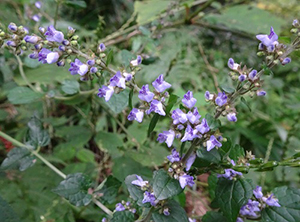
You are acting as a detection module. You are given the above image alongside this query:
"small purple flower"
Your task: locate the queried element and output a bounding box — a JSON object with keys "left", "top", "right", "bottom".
{"left": 236, "top": 217, "right": 244, "bottom": 222}
{"left": 147, "top": 100, "right": 166, "bottom": 116}
{"left": 38, "top": 48, "right": 51, "bottom": 63}
{"left": 59, "top": 45, "right": 66, "bottom": 51}
{"left": 57, "top": 60, "right": 65, "bottom": 67}
{"left": 98, "top": 85, "right": 114, "bottom": 102}
{"left": 152, "top": 74, "right": 171, "bottom": 93}
{"left": 99, "top": 43, "right": 105, "bottom": 52}
{"left": 282, "top": 57, "right": 291, "bottom": 65}
{"left": 87, "top": 60, "right": 95, "bottom": 66}
{"left": 29, "top": 52, "right": 39, "bottom": 59}
{"left": 131, "top": 175, "right": 148, "bottom": 187}
{"left": 189, "top": 218, "right": 196, "bottom": 222}
{"left": 182, "top": 91, "right": 197, "bottom": 109}
{"left": 46, "top": 52, "right": 60, "bottom": 64}
{"left": 253, "top": 186, "right": 263, "bottom": 199}
{"left": 177, "top": 124, "right": 184, "bottom": 130}
{"left": 293, "top": 19, "right": 299, "bottom": 27}
{"left": 248, "top": 70, "right": 257, "bottom": 80}
{"left": 256, "top": 27, "right": 278, "bottom": 51}
{"left": 163, "top": 208, "right": 170, "bottom": 216}
{"left": 239, "top": 199, "right": 260, "bottom": 217}
{"left": 115, "top": 203, "right": 125, "bottom": 211}
{"left": 181, "top": 125, "right": 199, "bottom": 142}
{"left": 8, "top": 23, "right": 17, "bottom": 32}
{"left": 187, "top": 107, "right": 201, "bottom": 124}
{"left": 238, "top": 74, "right": 246, "bottom": 82}
{"left": 32, "top": 14, "right": 41, "bottom": 22}
{"left": 206, "top": 135, "right": 222, "bottom": 151}
{"left": 69, "top": 59, "right": 89, "bottom": 76}
{"left": 258, "top": 43, "right": 265, "bottom": 50}
{"left": 45, "top": 25, "right": 64, "bottom": 43}
{"left": 138, "top": 85, "right": 154, "bottom": 102}
{"left": 227, "top": 113, "right": 237, "bottom": 122}
{"left": 179, "top": 174, "right": 194, "bottom": 189}
{"left": 257, "top": 90, "right": 266, "bottom": 96}
{"left": 215, "top": 92, "right": 227, "bottom": 106}
{"left": 218, "top": 169, "right": 243, "bottom": 180}
{"left": 123, "top": 72, "right": 132, "bottom": 81}
{"left": 110, "top": 71, "right": 126, "bottom": 89}
{"left": 142, "top": 191, "right": 156, "bottom": 206}
{"left": 205, "top": 91, "right": 214, "bottom": 100}
{"left": 262, "top": 194, "right": 280, "bottom": 207}
{"left": 62, "top": 40, "right": 69, "bottom": 46}
{"left": 195, "top": 118, "right": 210, "bottom": 134}
{"left": 90, "top": 67, "right": 98, "bottom": 73}
{"left": 228, "top": 58, "right": 239, "bottom": 71}
{"left": 130, "top": 55, "right": 142, "bottom": 66}
{"left": 167, "top": 149, "right": 181, "bottom": 162}
{"left": 185, "top": 153, "right": 196, "bottom": 171}
{"left": 127, "top": 108, "right": 144, "bottom": 123}
{"left": 102, "top": 218, "right": 107, "bottom": 222}
{"left": 24, "top": 35, "right": 39, "bottom": 44}
{"left": 172, "top": 108, "right": 187, "bottom": 125}
{"left": 157, "top": 130, "right": 175, "bottom": 147}
{"left": 35, "top": 1, "right": 42, "bottom": 9}
{"left": 39, "top": 27, "right": 45, "bottom": 34}
{"left": 6, "top": 41, "right": 17, "bottom": 47}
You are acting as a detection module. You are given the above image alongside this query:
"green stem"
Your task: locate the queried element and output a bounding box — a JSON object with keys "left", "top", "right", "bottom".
{"left": 15, "top": 55, "right": 37, "bottom": 92}
{"left": 53, "top": 88, "right": 97, "bottom": 101}
{"left": 54, "top": 0, "right": 60, "bottom": 28}
{"left": 182, "top": 139, "right": 200, "bottom": 164}
{"left": 93, "top": 198, "right": 113, "bottom": 217}
{"left": 187, "top": 0, "right": 216, "bottom": 22}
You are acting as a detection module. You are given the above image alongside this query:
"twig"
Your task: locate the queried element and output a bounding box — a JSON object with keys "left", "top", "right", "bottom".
{"left": 187, "top": 0, "right": 216, "bottom": 22}
{"left": 15, "top": 55, "right": 37, "bottom": 92}
{"left": 260, "top": 137, "right": 274, "bottom": 188}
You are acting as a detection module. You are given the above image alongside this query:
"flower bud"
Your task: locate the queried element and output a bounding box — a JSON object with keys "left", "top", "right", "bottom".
{"left": 62, "top": 40, "right": 70, "bottom": 46}
{"left": 67, "top": 59, "right": 72, "bottom": 64}
{"left": 256, "top": 52, "right": 265, "bottom": 57}
{"left": 57, "top": 60, "right": 65, "bottom": 66}
{"left": 67, "top": 49, "right": 72, "bottom": 54}
{"left": 291, "top": 28, "right": 298, "bottom": 34}
{"left": 39, "top": 27, "right": 45, "bottom": 34}
{"left": 70, "top": 40, "right": 77, "bottom": 46}
{"left": 0, "top": 31, "right": 5, "bottom": 37}
{"left": 96, "top": 59, "right": 101, "bottom": 65}
{"left": 72, "top": 35, "right": 79, "bottom": 40}
{"left": 8, "top": 23, "right": 18, "bottom": 32}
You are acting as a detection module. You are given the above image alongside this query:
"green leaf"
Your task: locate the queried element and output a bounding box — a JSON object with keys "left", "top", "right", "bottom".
{"left": 120, "top": 50, "right": 134, "bottom": 67}
{"left": 261, "top": 186, "right": 300, "bottom": 222}
{"left": 110, "top": 211, "right": 135, "bottom": 222}
{"left": 202, "top": 211, "right": 226, "bottom": 222}
{"left": 76, "top": 149, "right": 95, "bottom": 163}
{"left": 240, "top": 97, "right": 251, "bottom": 112}
{"left": 166, "top": 94, "right": 179, "bottom": 113}
{"left": 228, "top": 145, "right": 245, "bottom": 162}
{"left": 64, "top": 0, "right": 87, "bottom": 8}
{"left": 124, "top": 174, "right": 147, "bottom": 206}
{"left": 128, "top": 88, "right": 134, "bottom": 110}
{"left": 106, "top": 50, "right": 114, "bottom": 66}
{"left": 152, "top": 200, "right": 189, "bottom": 222}
{"left": 147, "top": 114, "right": 160, "bottom": 136}
{"left": 0, "top": 195, "right": 21, "bottom": 222}
{"left": 196, "top": 148, "right": 221, "bottom": 167}
{"left": 139, "top": 26, "right": 151, "bottom": 37}
{"left": 7, "top": 87, "right": 43, "bottom": 104}
{"left": 52, "top": 173, "right": 92, "bottom": 207}
{"left": 95, "top": 176, "right": 122, "bottom": 204}
{"left": 27, "top": 116, "right": 50, "bottom": 148}
{"left": 214, "top": 178, "right": 253, "bottom": 222}
{"left": 61, "top": 79, "right": 80, "bottom": 95}
{"left": 205, "top": 113, "right": 221, "bottom": 131}
{"left": 55, "top": 126, "right": 92, "bottom": 148}
{"left": 0, "top": 147, "right": 36, "bottom": 171}
{"left": 152, "top": 170, "right": 182, "bottom": 200}
{"left": 106, "top": 90, "right": 130, "bottom": 114}
{"left": 94, "top": 131, "right": 123, "bottom": 158}
{"left": 208, "top": 174, "right": 218, "bottom": 200}
{"left": 220, "top": 84, "right": 235, "bottom": 94}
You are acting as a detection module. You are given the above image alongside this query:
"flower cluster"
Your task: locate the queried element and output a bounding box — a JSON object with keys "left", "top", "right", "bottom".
{"left": 218, "top": 160, "right": 243, "bottom": 180}
{"left": 114, "top": 201, "right": 136, "bottom": 214}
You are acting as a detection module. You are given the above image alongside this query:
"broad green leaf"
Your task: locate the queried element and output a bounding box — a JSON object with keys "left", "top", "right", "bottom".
{"left": 220, "top": 84, "right": 235, "bottom": 94}
{"left": 228, "top": 145, "right": 245, "bottom": 162}
{"left": 106, "top": 90, "right": 130, "bottom": 114}
{"left": 76, "top": 149, "right": 95, "bottom": 163}
{"left": 55, "top": 126, "right": 92, "bottom": 148}
{"left": 95, "top": 176, "right": 122, "bottom": 204}
{"left": 0, "top": 147, "right": 36, "bottom": 171}
{"left": 7, "top": 87, "right": 43, "bottom": 104}
{"left": 147, "top": 114, "right": 160, "bottom": 136}
{"left": 110, "top": 211, "right": 135, "bottom": 222}
{"left": 261, "top": 186, "right": 300, "bottom": 222}
{"left": 240, "top": 97, "right": 251, "bottom": 112}
{"left": 61, "top": 79, "right": 80, "bottom": 95}
{"left": 196, "top": 148, "right": 222, "bottom": 167}
{"left": 124, "top": 174, "right": 147, "bottom": 206}
{"left": 166, "top": 94, "right": 179, "bottom": 113}
{"left": 128, "top": 88, "right": 134, "bottom": 110}
{"left": 52, "top": 173, "right": 92, "bottom": 207}
{"left": 205, "top": 113, "right": 221, "bottom": 131}
{"left": 94, "top": 131, "right": 123, "bottom": 158}
{"left": 208, "top": 174, "right": 218, "bottom": 200}
{"left": 64, "top": 0, "right": 87, "bottom": 8}
{"left": 214, "top": 178, "right": 253, "bottom": 222}
{"left": 106, "top": 50, "right": 114, "bottom": 66}
{"left": 0, "top": 109, "right": 8, "bottom": 121}
{"left": 0, "top": 195, "right": 21, "bottom": 222}
{"left": 202, "top": 211, "right": 226, "bottom": 222}
{"left": 152, "top": 170, "right": 182, "bottom": 200}
{"left": 152, "top": 200, "right": 189, "bottom": 222}
{"left": 119, "top": 50, "right": 134, "bottom": 67}
{"left": 27, "top": 116, "right": 50, "bottom": 148}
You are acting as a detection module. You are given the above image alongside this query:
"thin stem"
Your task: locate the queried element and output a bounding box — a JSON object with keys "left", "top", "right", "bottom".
{"left": 187, "top": 0, "right": 216, "bottom": 22}
{"left": 53, "top": 88, "right": 97, "bottom": 100}
{"left": 260, "top": 137, "right": 274, "bottom": 188}
{"left": 15, "top": 55, "right": 37, "bottom": 92}
{"left": 54, "top": 0, "right": 60, "bottom": 28}
{"left": 93, "top": 198, "right": 113, "bottom": 217}
{"left": 182, "top": 139, "right": 200, "bottom": 164}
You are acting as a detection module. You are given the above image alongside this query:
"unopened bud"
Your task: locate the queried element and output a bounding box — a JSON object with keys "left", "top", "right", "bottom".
{"left": 21, "top": 46, "right": 27, "bottom": 50}
{"left": 256, "top": 52, "right": 265, "bottom": 57}
{"left": 67, "top": 49, "right": 72, "bottom": 54}
{"left": 67, "top": 59, "right": 72, "bottom": 64}
{"left": 100, "top": 52, "right": 106, "bottom": 58}
{"left": 0, "top": 31, "right": 5, "bottom": 37}
{"left": 291, "top": 28, "right": 298, "bottom": 34}
{"left": 72, "top": 35, "right": 79, "bottom": 40}
{"left": 96, "top": 59, "right": 101, "bottom": 65}
{"left": 70, "top": 40, "right": 77, "bottom": 46}
{"left": 20, "top": 39, "right": 26, "bottom": 44}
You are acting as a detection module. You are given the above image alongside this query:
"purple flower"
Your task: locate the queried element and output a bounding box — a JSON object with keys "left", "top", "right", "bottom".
{"left": 167, "top": 148, "right": 181, "bottom": 163}
{"left": 152, "top": 74, "right": 171, "bottom": 93}
{"left": 35, "top": 1, "right": 42, "bottom": 9}
{"left": 130, "top": 55, "right": 142, "bottom": 66}
{"left": 38, "top": 48, "right": 51, "bottom": 63}
{"left": 29, "top": 52, "right": 39, "bottom": 59}
{"left": 128, "top": 108, "right": 144, "bottom": 123}
{"left": 110, "top": 71, "right": 126, "bottom": 89}
{"left": 185, "top": 153, "right": 196, "bottom": 171}
{"left": 69, "top": 59, "right": 88, "bottom": 76}
{"left": 32, "top": 14, "right": 41, "bottom": 22}
{"left": 205, "top": 91, "right": 214, "bottom": 100}
{"left": 163, "top": 208, "right": 170, "bottom": 216}
{"left": 257, "top": 90, "right": 266, "bottom": 96}
{"left": 239, "top": 199, "right": 260, "bottom": 217}
{"left": 90, "top": 67, "right": 98, "bottom": 73}
{"left": 147, "top": 100, "right": 166, "bottom": 116}
{"left": 45, "top": 25, "right": 64, "bottom": 43}
{"left": 45, "top": 52, "right": 60, "bottom": 64}
{"left": 115, "top": 203, "right": 125, "bottom": 211}
{"left": 195, "top": 118, "right": 210, "bottom": 134}
{"left": 282, "top": 57, "right": 291, "bottom": 65}
{"left": 218, "top": 169, "right": 243, "bottom": 180}
{"left": 24, "top": 35, "right": 39, "bottom": 44}
{"left": 253, "top": 186, "right": 263, "bottom": 199}
{"left": 227, "top": 113, "right": 237, "bottom": 122}
{"left": 57, "top": 60, "right": 65, "bottom": 67}
{"left": 8, "top": 23, "right": 17, "bottom": 32}
{"left": 182, "top": 91, "right": 197, "bottom": 109}
{"left": 138, "top": 85, "right": 154, "bottom": 102}
{"left": 248, "top": 70, "right": 257, "bottom": 80}
{"left": 87, "top": 60, "right": 95, "bottom": 66}
{"left": 238, "top": 74, "right": 246, "bottom": 82}
{"left": 98, "top": 85, "right": 114, "bottom": 101}
{"left": 206, "top": 135, "right": 222, "bottom": 151}
{"left": 256, "top": 27, "right": 278, "bottom": 51}
{"left": 6, "top": 41, "right": 17, "bottom": 47}
{"left": 131, "top": 175, "right": 148, "bottom": 187}
{"left": 228, "top": 58, "right": 239, "bottom": 71}
{"left": 189, "top": 218, "right": 196, "bottom": 222}
{"left": 62, "top": 40, "right": 69, "bottom": 46}
{"left": 236, "top": 217, "right": 243, "bottom": 222}
{"left": 102, "top": 218, "right": 107, "bottom": 222}
{"left": 181, "top": 125, "right": 199, "bottom": 142}
{"left": 172, "top": 108, "right": 187, "bottom": 125}
{"left": 179, "top": 174, "right": 194, "bottom": 189}
{"left": 123, "top": 72, "right": 132, "bottom": 81}
{"left": 99, "top": 43, "right": 106, "bottom": 52}
{"left": 157, "top": 130, "right": 175, "bottom": 147}
{"left": 142, "top": 191, "right": 156, "bottom": 206}
{"left": 215, "top": 92, "right": 227, "bottom": 106}
{"left": 187, "top": 107, "right": 201, "bottom": 124}
{"left": 262, "top": 194, "right": 280, "bottom": 207}
{"left": 293, "top": 19, "right": 299, "bottom": 27}
{"left": 59, "top": 45, "right": 66, "bottom": 51}
{"left": 258, "top": 43, "right": 264, "bottom": 50}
